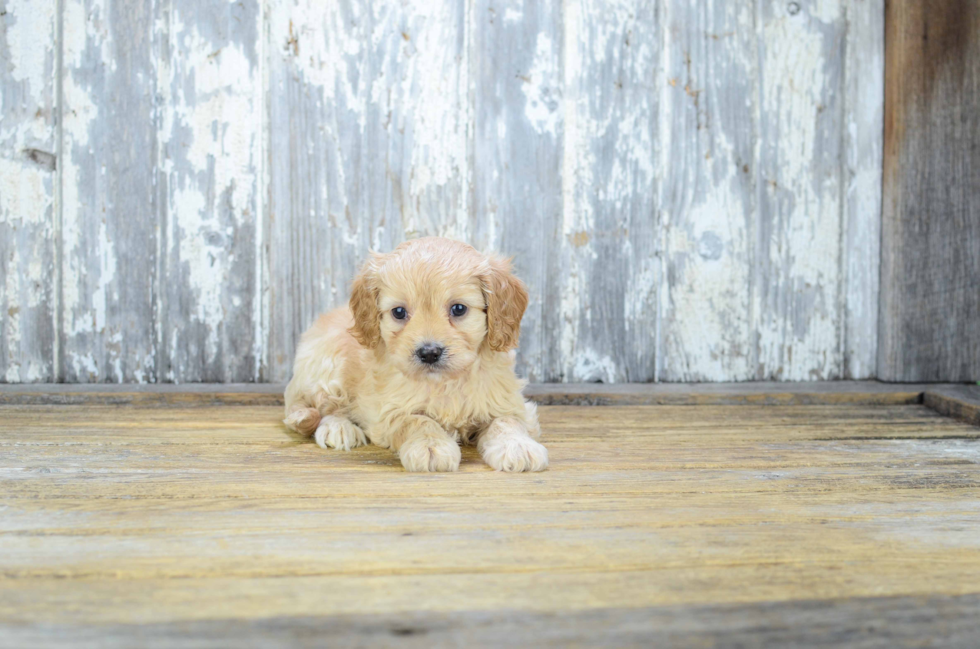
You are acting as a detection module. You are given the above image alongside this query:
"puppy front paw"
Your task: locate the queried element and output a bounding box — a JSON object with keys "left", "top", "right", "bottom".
{"left": 314, "top": 415, "right": 367, "bottom": 451}
{"left": 479, "top": 428, "right": 549, "bottom": 472}
{"left": 283, "top": 407, "right": 321, "bottom": 436}
{"left": 399, "top": 435, "right": 461, "bottom": 472}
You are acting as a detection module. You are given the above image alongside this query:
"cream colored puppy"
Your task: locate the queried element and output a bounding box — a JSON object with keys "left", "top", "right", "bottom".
{"left": 283, "top": 237, "right": 548, "bottom": 473}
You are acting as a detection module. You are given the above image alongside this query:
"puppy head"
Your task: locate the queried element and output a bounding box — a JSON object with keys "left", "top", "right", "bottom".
{"left": 348, "top": 237, "right": 528, "bottom": 379}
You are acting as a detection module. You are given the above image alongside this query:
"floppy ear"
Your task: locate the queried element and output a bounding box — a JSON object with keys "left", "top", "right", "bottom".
{"left": 348, "top": 258, "right": 383, "bottom": 349}
{"left": 482, "top": 255, "right": 529, "bottom": 352}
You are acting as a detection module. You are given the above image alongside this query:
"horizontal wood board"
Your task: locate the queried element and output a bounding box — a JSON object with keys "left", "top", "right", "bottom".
{"left": 1, "top": 401, "right": 979, "bottom": 646}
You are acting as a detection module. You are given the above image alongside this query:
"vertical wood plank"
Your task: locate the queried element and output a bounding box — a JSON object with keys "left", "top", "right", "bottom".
{"left": 471, "top": 0, "right": 563, "bottom": 382}
{"left": 0, "top": 0, "right": 57, "bottom": 382}
{"left": 60, "top": 0, "right": 159, "bottom": 382}
{"left": 2, "top": 0, "right": 891, "bottom": 385}
{"left": 159, "top": 0, "right": 264, "bottom": 382}
{"left": 659, "top": 0, "right": 757, "bottom": 381}
{"left": 754, "top": 0, "right": 846, "bottom": 380}
{"left": 879, "top": 1, "right": 979, "bottom": 382}
{"left": 840, "top": 0, "right": 882, "bottom": 379}
{"left": 265, "top": 0, "right": 470, "bottom": 382}
{"left": 559, "top": 0, "right": 661, "bottom": 382}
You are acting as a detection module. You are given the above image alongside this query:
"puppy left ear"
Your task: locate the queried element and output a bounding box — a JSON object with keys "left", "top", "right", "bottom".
{"left": 482, "top": 255, "right": 529, "bottom": 352}
{"left": 348, "top": 256, "right": 383, "bottom": 349}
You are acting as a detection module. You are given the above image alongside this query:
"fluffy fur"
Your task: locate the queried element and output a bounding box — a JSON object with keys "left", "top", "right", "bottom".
{"left": 283, "top": 237, "right": 548, "bottom": 473}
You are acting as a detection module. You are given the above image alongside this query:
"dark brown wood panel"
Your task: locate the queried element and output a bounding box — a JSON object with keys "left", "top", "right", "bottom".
{"left": 879, "top": 1, "right": 980, "bottom": 381}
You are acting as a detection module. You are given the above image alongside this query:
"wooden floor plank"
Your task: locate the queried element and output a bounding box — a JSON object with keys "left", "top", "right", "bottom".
{"left": 4, "top": 594, "right": 978, "bottom": 649}
{"left": 1, "top": 401, "right": 978, "bottom": 645}
{"left": 0, "top": 381, "right": 933, "bottom": 407}
{"left": 925, "top": 385, "right": 980, "bottom": 427}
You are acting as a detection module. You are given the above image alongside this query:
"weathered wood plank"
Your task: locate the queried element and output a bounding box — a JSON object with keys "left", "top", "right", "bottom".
{"left": 0, "top": 381, "right": 933, "bottom": 407}
{"left": 0, "top": 0, "right": 57, "bottom": 382}
{"left": 754, "top": 0, "right": 846, "bottom": 380}
{"left": 265, "top": 0, "right": 470, "bottom": 382}
{"left": 524, "top": 380, "right": 929, "bottom": 405}
{"left": 4, "top": 594, "right": 978, "bottom": 649}
{"left": 471, "top": 0, "right": 563, "bottom": 382}
{"left": 659, "top": 0, "right": 757, "bottom": 381}
{"left": 1, "top": 402, "right": 979, "bottom": 646}
{"left": 60, "top": 0, "right": 159, "bottom": 382}
{"left": 157, "top": 0, "right": 264, "bottom": 382}
{"left": 924, "top": 384, "right": 980, "bottom": 428}
{"left": 879, "top": 1, "right": 980, "bottom": 382}
{"left": 557, "top": 0, "right": 660, "bottom": 382}
{"left": 841, "top": 0, "right": 883, "bottom": 379}
{"left": 0, "top": 0, "right": 893, "bottom": 386}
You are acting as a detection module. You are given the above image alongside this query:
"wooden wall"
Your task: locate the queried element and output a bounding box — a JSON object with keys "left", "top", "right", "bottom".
{"left": 879, "top": 0, "right": 979, "bottom": 382}
{"left": 0, "top": 0, "right": 884, "bottom": 383}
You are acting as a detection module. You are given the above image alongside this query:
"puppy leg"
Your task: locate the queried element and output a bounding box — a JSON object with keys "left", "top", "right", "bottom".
{"left": 283, "top": 406, "right": 321, "bottom": 437}
{"left": 314, "top": 415, "right": 367, "bottom": 451}
{"left": 284, "top": 380, "right": 349, "bottom": 439}
{"left": 478, "top": 417, "right": 549, "bottom": 472}
{"left": 389, "top": 415, "right": 461, "bottom": 472}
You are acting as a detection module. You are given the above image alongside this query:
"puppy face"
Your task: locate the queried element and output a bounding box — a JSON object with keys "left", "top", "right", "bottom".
{"left": 348, "top": 238, "right": 528, "bottom": 380}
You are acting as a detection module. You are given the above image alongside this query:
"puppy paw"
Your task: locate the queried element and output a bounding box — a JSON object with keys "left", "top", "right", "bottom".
{"left": 314, "top": 416, "right": 367, "bottom": 451}
{"left": 480, "top": 432, "right": 549, "bottom": 472}
{"left": 283, "top": 407, "right": 321, "bottom": 437}
{"left": 399, "top": 435, "right": 461, "bottom": 472}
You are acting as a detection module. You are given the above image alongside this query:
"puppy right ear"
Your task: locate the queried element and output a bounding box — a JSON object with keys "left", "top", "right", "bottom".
{"left": 348, "top": 258, "right": 383, "bottom": 349}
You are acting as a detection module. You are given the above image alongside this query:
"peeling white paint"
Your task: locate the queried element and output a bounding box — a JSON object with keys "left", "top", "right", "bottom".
{"left": 0, "top": 0, "right": 56, "bottom": 382}
{"left": 60, "top": 0, "right": 105, "bottom": 341}
{"left": 665, "top": 185, "right": 752, "bottom": 381}
{"left": 1, "top": 0, "right": 884, "bottom": 383}
{"left": 756, "top": 2, "right": 844, "bottom": 380}
{"left": 162, "top": 4, "right": 264, "bottom": 376}
{"left": 0, "top": 160, "right": 50, "bottom": 227}
{"left": 841, "top": 0, "right": 883, "bottom": 379}
{"left": 522, "top": 31, "right": 560, "bottom": 136}
{"left": 573, "top": 349, "right": 618, "bottom": 384}
{"left": 559, "top": 0, "right": 589, "bottom": 380}
{"left": 3, "top": 0, "right": 55, "bottom": 91}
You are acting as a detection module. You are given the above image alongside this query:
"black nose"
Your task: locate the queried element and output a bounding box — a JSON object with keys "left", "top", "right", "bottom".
{"left": 416, "top": 343, "right": 444, "bottom": 365}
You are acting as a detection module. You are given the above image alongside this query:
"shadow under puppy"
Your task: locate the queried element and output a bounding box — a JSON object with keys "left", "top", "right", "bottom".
{"left": 283, "top": 237, "right": 548, "bottom": 472}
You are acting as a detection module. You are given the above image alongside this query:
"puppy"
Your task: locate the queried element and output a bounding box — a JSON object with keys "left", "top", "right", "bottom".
{"left": 283, "top": 237, "right": 548, "bottom": 473}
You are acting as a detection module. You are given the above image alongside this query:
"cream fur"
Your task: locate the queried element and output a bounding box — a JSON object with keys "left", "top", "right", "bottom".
{"left": 283, "top": 237, "right": 548, "bottom": 472}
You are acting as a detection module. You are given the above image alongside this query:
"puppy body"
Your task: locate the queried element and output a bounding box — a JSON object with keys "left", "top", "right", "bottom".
{"left": 283, "top": 238, "right": 547, "bottom": 473}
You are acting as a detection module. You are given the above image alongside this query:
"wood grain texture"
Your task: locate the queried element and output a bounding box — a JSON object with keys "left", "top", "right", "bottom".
{"left": 659, "top": 0, "right": 756, "bottom": 381}
{"left": 924, "top": 384, "right": 980, "bottom": 428}
{"left": 755, "top": 0, "right": 846, "bottom": 380}
{"left": 0, "top": 380, "right": 933, "bottom": 407}
{"left": 0, "top": 0, "right": 57, "bottom": 382}
{"left": 879, "top": 1, "right": 980, "bottom": 382}
{"left": 842, "top": 0, "right": 883, "bottom": 379}
{"left": 265, "top": 0, "right": 470, "bottom": 382}
{"left": 4, "top": 594, "right": 980, "bottom": 648}
{"left": 0, "top": 0, "right": 887, "bottom": 383}
{"left": 557, "top": 0, "right": 661, "bottom": 382}
{"left": 1, "top": 402, "right": 979, "bottom": 645}
{"left": 471, "top": 0, "right": 563, "bottom": 382}
{"left": 158, "top": 0, "right": 264, "bottom": 382}
{"left": 59, "top": 0, "right": 160, "bottom": 382}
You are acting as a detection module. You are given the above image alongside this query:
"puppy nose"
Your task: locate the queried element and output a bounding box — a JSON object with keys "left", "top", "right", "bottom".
{"left": 416, "top": 343, "right": 444, "bottom": 365}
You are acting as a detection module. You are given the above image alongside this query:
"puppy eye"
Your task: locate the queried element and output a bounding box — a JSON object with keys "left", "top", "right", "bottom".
{"left": 450, "top": 304, "right": 468, "bottom": 317}
{"left": 391, "top": 307, "right": 407, "bottom": 320}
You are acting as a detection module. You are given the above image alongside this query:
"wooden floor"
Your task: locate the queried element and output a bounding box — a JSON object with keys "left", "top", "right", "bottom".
{"left": 2, "top": 397, "right": 980, "bottom": 647}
